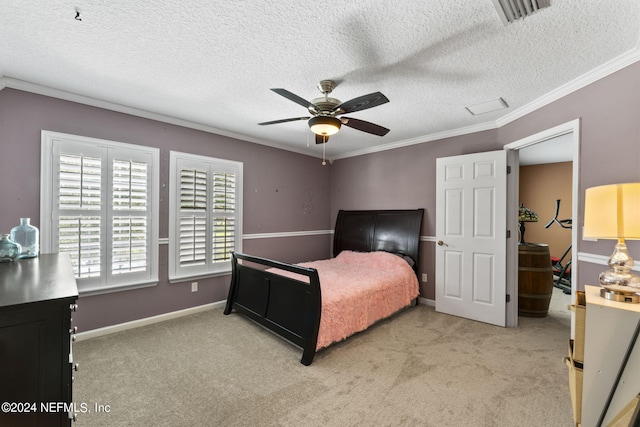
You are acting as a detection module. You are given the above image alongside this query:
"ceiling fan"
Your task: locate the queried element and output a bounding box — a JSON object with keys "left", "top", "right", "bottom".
{"left": 258, "top": 80, "right": 390, "bottom": 144}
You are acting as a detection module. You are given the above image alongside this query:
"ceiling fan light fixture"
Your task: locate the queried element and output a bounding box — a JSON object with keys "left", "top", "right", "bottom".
{"left": 309, "top": 116, "right": 341, "bottom": 136}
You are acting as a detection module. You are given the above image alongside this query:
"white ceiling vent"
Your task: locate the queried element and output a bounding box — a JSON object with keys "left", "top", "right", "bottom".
{"left": 491, "top": 0, "right": 551, "bottom": 25}
{"left": 465, "top": 98, "right": 509, "bottom": 116}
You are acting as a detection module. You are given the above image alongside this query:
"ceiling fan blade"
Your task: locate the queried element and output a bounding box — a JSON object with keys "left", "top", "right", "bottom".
{"left": 341, "top": 117, "right": 390, "bottom": 136}
{"left": 315, "top": 134, "right": 330, "bottom": 144}
{"left": 258, "top": 116, "right": 310, "bottom": 126}
{"left": 271, "top": 88, "right": 314, "bottom": 110}
{"left": 335, "top": 92, "right": 389, "bottom": 114}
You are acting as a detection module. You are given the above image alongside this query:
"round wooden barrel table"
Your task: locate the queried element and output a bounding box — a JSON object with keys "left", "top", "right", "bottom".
{"left": 518, "top": 243, "right": 554, "bottom": 317}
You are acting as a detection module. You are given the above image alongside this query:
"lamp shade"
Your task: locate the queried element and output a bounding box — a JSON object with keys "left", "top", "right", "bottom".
{"left": 583, "top": 183, "right": 640, "bottom": 239}
{"left": 309, "top": 116, "right": 341, "bottom": 136}
{"left": 518, "top": 203, "right": 538, "bottom": 222}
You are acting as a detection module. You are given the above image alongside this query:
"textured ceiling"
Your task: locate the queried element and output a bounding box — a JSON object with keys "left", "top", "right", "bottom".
{"left": 1, "top": 1, "right": 639, "bottom": 161}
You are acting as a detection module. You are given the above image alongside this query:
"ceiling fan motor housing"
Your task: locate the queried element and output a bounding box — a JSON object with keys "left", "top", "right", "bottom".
{"left": 311, "top": 80, "right": 342, "bottom": 114}
{"left": 310, "top": 97, "right": 341, "bottom": 114}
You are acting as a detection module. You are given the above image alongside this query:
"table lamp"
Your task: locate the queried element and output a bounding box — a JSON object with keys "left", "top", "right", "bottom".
{"left": 518, "top": 203, "right": 538, "bottom": 245}
{"left": 583, "top": 183, "right": 640, "bottom": 302}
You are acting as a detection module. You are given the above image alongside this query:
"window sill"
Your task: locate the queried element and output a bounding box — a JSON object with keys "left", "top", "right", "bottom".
{"left": 168, "top": 270, "right": 231, "bottom": 284}
{"left": 79, "top": 279, "right": 159, "bottom": 297}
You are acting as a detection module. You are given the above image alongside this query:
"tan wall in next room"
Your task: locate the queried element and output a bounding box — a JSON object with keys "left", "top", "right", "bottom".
{"left": 519, "top": 161, "right": 573, "bottom": 261}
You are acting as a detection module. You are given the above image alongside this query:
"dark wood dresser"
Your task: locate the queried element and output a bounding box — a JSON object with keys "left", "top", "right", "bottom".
{"left": 0, "top": 253, "right": 78, "bottom": 427}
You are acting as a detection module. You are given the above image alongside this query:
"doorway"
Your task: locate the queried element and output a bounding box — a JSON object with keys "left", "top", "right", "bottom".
{"left": 504, "top": 119, "right": 580, "bottom": 329}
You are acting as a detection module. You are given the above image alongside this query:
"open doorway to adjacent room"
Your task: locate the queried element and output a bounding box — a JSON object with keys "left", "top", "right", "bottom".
{"left": 504, "top": 119, "right": 580, "bottom": 329}
{"left": 518, "top": 134, "right": 574, "bottom": 320}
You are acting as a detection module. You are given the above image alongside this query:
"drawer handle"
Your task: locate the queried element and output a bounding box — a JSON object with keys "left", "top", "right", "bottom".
{"left": 70, "top": 303, "right": 78, "bottom": 312}
{"left": 69, "top": 326, "right": 78, "bottom": 334}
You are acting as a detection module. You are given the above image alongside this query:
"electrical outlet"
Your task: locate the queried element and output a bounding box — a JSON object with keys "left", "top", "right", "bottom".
{"left": 191, "top": 282, "right": 198, "bottom": 292}
{"left": 421, "top": 273, "right": 428, "bottom": 283}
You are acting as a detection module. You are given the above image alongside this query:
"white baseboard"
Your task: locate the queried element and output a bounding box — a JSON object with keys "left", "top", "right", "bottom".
{"left": 418, "top": 297, "right": 435, "bottom": 307}
{"left": 75, "top": 301, "right": 225, "bottom": 341}
{"left": 73, "top": 251, "right": 632, "bottom": 342}
{"left": 76, "top": 295, "right": 439, "bottom": 342}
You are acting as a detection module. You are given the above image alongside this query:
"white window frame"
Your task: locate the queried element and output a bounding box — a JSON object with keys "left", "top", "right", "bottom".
{"left": 168, "top": 151, "right": 243, "bottom": 282}
{"left": 40, "top": 130, "right": 159, "bottom": 294}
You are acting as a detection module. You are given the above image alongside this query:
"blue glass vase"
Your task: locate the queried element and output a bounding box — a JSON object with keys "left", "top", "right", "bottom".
{"left": 0, "top": 234, "right": 21, "bottom": 262}
{"left": 10, "top": 218, "right": 39, "bottom": 258}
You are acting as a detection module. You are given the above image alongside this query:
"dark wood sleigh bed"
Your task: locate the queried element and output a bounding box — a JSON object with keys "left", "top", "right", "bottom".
{"left": 223, "top": 209, "right": 424, "bottom": 365}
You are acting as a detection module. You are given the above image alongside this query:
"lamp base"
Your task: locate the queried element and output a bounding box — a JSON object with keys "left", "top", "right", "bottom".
{"left": 598, "top": 241, "right": 640, "bottom": 301}
{"left": 600, "top": 287, "right": 640, "bottom": 303}
{"left": 599, "top": 270, "right": 640, "bottom": 290}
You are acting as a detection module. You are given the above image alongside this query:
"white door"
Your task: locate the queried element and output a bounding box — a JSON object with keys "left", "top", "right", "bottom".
{"left": 435, "top": 150, "right": 507, "bottom": 326}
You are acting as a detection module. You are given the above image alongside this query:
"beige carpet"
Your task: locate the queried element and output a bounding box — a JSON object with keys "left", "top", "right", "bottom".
{"left": 73, "top": 288, "right": 573, "bottom": 426}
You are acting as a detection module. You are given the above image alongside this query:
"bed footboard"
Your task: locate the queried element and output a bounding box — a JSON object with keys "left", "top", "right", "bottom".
{"left": 224, "top": 252, "right": 322, "bottom": 365}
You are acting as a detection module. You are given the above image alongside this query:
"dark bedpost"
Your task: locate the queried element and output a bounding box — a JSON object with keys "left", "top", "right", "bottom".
{"left": 300, "top": 269, "right": 322, "bottom": 366}
{"left": 223, "top": 252, "right": 239, "bottom": 315}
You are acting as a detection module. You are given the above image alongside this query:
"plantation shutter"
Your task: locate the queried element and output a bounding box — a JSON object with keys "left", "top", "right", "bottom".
{"left": 58, "top": 152, "right": 103, "bottom": 278}
{"left": 169, "top": 152, "right": 243, "bottom": 281}
{"left": 179, "top": 168, "right": 208, "bottom": 267}
{"left": 42, "top": 132, "right": 159, "bottom": 293}
{"left": 212, "top": 172, "right": 236, "bottom": 263}
{"left": 112, "top": 159, "right": 149, "bottom": 275}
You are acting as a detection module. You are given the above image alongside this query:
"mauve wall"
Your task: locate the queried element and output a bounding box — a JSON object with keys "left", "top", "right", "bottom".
{"left": 0, "top": 88, "right": 331, "bottom": 331}
{"left": 330, "top": 129, "right": 501, "bottom": 299}
{"left": 330, "top": 62, "right": 640, "bottom": 300}
{"left": 1, "top": 60, "right": 638, "bottom": 327}
{"left": 499, "top": 62, "right": 640, "bottom": 290}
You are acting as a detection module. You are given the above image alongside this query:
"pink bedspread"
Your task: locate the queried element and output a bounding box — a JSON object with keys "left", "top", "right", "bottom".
{"left": 272, "top": 251, "right": 419, "bottom": 350}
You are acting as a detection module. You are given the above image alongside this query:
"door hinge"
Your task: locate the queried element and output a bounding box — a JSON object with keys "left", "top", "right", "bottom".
{"left": 507, "top": 165, "right": 511, "bottom": 174}
{"left": 506, "top": 230, "right": 511, "bottom": 238}
{"left": 506, "top": 294, "right": 511, "bottom": 303}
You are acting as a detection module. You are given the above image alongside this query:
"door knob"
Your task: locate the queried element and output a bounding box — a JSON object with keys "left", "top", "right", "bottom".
{"left": 437, "top": 240, "right": 445, "bottom": 246}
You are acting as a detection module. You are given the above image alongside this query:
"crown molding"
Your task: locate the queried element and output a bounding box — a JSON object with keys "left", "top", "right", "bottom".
{"left": 3, "top": 44, "right": 640, "bottom": 163}
{"left": 334, "top": 46, "right": 640, "bottom": 161}
{"left": 0, "top": 77, "right": 326, "bottom": 160}
{"left": 330, "top": 121, "right": 499, "bottom": 161}
{"left": 495, "top": 46, "right": 640, "bottom": 129}
{"left": 332, "top": 47, "right": 640, "bottom": 161}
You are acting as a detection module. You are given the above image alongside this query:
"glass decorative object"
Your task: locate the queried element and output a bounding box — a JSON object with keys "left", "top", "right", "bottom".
{"left": 10, "top": 218, "right": 39, "bottom": 258}
{"left": 0, "top": 234, "right": 21, "bottom": 262}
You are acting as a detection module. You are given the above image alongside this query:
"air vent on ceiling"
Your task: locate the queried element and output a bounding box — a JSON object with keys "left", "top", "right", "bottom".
{"left": 465, "top": 98, "right": 509, "bottom": 116}
{"left": 491, "top": 0, "right": 551, "bottom": 25}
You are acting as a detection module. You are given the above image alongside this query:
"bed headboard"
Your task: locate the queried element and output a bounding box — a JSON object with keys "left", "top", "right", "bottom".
{"left": 333, "top": 209, "right": 424, "bottom": 271}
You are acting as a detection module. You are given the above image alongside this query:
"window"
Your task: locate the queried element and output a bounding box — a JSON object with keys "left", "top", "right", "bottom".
{"left": 41, "top": 131, "right": 159, "bottom": 293}
{"left": 168, "top": 151, "right": 243, "bottom": 281}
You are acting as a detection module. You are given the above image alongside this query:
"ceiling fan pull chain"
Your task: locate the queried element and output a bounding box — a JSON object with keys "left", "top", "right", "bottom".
{"left": 322, "top": 138, "right": 327, "bottom": 165}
